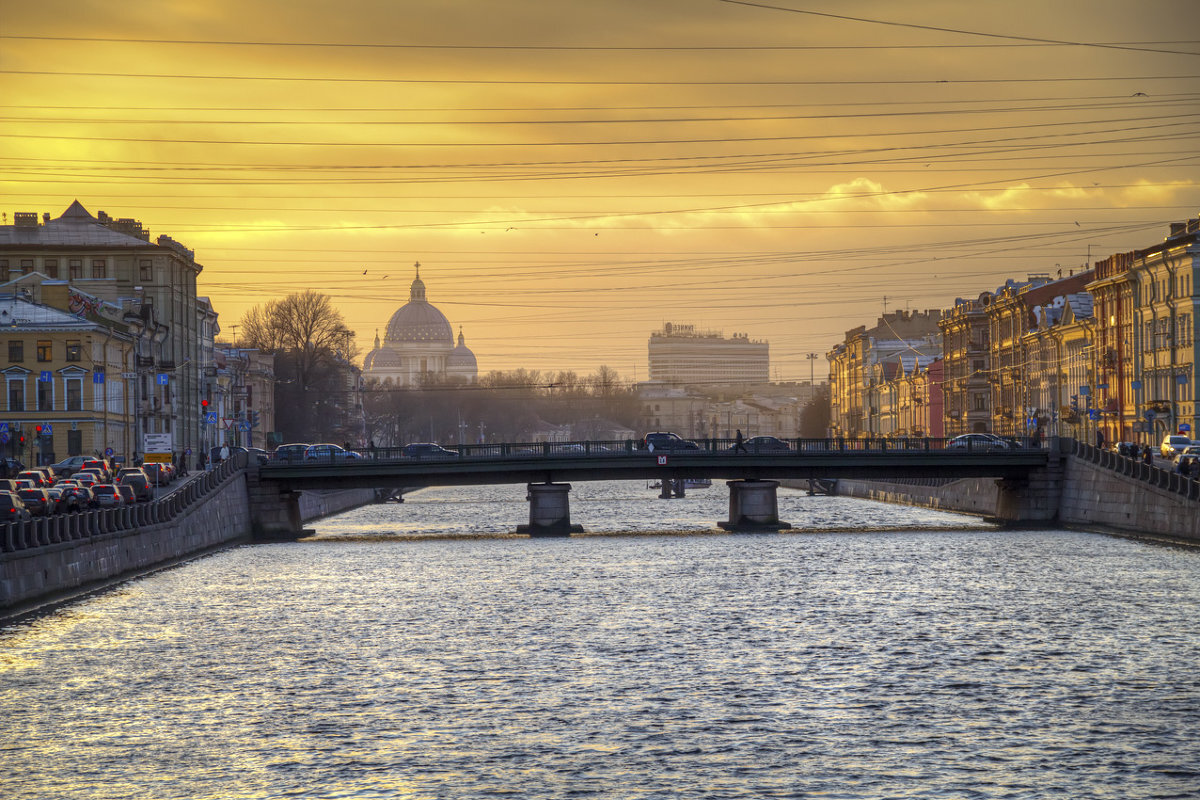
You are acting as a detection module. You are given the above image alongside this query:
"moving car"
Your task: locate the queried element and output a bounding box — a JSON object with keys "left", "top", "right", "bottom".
{"left": 90, "top": 484, "right": 125, "bottom": 508}
{"left": 117, "top": 469, "right": 153, "bottom": 502}
{"left": 17, "top": 487, "right": 53, "bottom": 516}
{"left": 739, "top": 435, "right": 793, "bottom": 452}
{"left": 304, "top": 443, "right": 363, "bottom": 462}
{"left": 271, "top": 444, "right": 310, "bottom": 464}
{"left": 400, "top": 442, "right": 460, "bottom": 459}
{"left": 640, "top": 432, "right": 701, "bottom": 451}
{"left": 947, "top": 434, "right": 1010, "bottom": 450}
{"left": 1160, "top": 435, "right": 1192, "bottom": 459}
{"left": 0, "top": 491, "right": 31, "bottom": 522}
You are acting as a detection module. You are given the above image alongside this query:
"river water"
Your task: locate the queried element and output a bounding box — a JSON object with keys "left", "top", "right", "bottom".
{"left": 3, "top": 481, "right": 1200, "bottom": 799}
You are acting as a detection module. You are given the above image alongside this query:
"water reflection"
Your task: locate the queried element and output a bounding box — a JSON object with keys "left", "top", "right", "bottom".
{"left": 1, "top": 485, "right": 1198, "bottom": 799}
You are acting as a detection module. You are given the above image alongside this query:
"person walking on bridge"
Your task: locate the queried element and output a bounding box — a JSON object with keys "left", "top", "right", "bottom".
{"left": 735, "top": 429, "right": 748, "bottom": 454}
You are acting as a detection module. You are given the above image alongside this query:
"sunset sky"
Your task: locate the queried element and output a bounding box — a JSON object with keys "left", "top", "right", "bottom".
{"left": 2, "top": 0, "right": 1198, "bottom": 382}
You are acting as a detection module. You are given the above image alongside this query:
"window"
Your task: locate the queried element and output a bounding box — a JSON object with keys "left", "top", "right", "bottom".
{"left": 8, "top": 380, "right": 23, "bottom": 412}
{"left": 44, "top": 259, "right": 59, "bottom": 278}
{"left": 139, "top": 259, "right": 153, "bottom": 281}
{"left": 65, "top": 339, "right": 81, "bottom": 361}
{"left": 36, "top": 340, "right": 52, "bottom": 362}
{"left": 20, "top": 258, "right": 33, "bottom": 271}
{"left": 8, "top": 340, "right": 23, "bottom": 362}
{"left": 0, "top": 260, "right": 8, "bottom": 282}
{"left": 37, "top": 379, "right": 53, "bottom": 411}
{"left": 91, "top": 259, "right": 107, "bottom": 279}
{"left": 973, "top": 394, "right": 987, "bottom": 411}
{"left": 69, "top": 259, "right": 82, "bottom": 279}
{"left": 66, "top": 377, "right": 82, "bottom": 411}
{"left": 67, "top": 429, "right": 82, "bottom": 456}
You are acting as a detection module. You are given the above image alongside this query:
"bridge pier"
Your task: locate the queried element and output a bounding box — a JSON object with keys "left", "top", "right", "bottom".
{"left": 659, "top": 479, "right": 685, "bottom": 499}
{"left": 517, "top": 482, "right": 584, "bottom": 537}
{"left": 718, "top": 479, "right": 791, "bottom": 532}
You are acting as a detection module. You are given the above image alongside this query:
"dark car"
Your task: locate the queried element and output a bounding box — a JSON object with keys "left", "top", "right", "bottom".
{"left": 117, "top": 469, "right": 153, "bottom": 502}
{"left": 401, "top": 443, "right": 460, "bottom": 459}
{"left": 640, "top": 432, "right": 701, "bottom": 451}
{"left": 304, "top": 443, "right": 363, "bottom": 462}
{"left": 735, "top": 436, "right": 792, "bottom": 453}
{"left": 946, "top": 434, "right": 1009, "bottom": 451}
{"left": 17, "top": 488, "right": 53, "bottom": 516}
{"left": 0, "top": 490, "right": 31, "bottom": 522}
{"left": 60, "top": 485, "right": 97, "bottom": 509}
{"left": 0, "top": 457, "right": 24, "bottom": 478}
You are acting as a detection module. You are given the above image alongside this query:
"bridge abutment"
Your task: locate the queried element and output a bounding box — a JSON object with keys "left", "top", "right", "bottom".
{"left": 991, "top": 446, "right": 1066, "bottom": 524}
{"left": 517, "top": 482, "right": 584, "bottom": 537}
{"left": 718, "top": 479, "right": 791, "bottom": 532}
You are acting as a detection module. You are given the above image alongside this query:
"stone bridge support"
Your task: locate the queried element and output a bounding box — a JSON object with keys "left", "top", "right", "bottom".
{"left": 719, "top": 479, "right": 791, "bottom": 532}
{"left": 518, "top": 482, "right": 584, "bottom": 537}
{"left": 992, "top": 453, "right": 1066, "bottom": 524}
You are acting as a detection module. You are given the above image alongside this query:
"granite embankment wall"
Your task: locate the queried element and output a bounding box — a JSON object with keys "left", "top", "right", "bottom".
{"left": 830, "top": 441, "right": 1200, "bottom": 542}
{"left": 0, "top": 462, "right": 377, "bottom": 617}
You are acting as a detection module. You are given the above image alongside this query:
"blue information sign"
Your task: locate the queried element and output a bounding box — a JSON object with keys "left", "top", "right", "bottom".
{"left": 157, "top": 373, "right": 169, "bottom": 385}
{"left": 94, "top": 372, "right": 105, "bottom": 384}
{"left": 0, "top": 433, "right": 8, "bottom": 445}
{"left": 39, "top": 371, "right": 52, "bottom": 382}
{"left": 204, "top": 412, "right": 218, "bottom": 424}
{"left": 105, "top": 447, "right": 114, "bottom": 457}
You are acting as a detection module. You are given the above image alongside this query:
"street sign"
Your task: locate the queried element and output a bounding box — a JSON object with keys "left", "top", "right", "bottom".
{"left": 0, "top": 433, "right": 8, "bottom": 445}
{"left": 204, "top": 412, "right": 218, "bottom": 424}
{"left": 121, "top": 372, "right": 137, "bottom": 379}
{"left": 105, "top": 447, "right": 114, "bottom": 457}
{"left": 1181, "top": 424, "right": 1192, "bottom": 432}
{"left": 39, "top": 371, "right": 52, "bottom": 382}
{"left": 157, "top": 373, "right": 169, "bottom": 385}
{"left": 239, "top": 421, "right": 251, "bottom": 431}
{"left": 0, "top": 423, "right": 7, "bottom": 433}
{"left": 93, "top": 373, "right": 105, "bottom": 384}
{"left": 657, "top": 455, "right": 668, "bottom": 465}
{"left": 142, "top": 432, "right": 173, "bottom": 455}
{"left": 1088, "top": 409, "right": 1100, "bottom": 420}
{"left": 39, "top": 423, "right": 52, "bottom": 435}
{"left": 222, "top": 418, "right": 234, "bottom": 429}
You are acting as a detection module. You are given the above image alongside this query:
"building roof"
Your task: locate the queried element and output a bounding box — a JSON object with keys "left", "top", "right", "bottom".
{"left": 383, "top": 264, "right": 454, "bottom": 345}
{"left": 0, "top": 201, "right": 156, "bottom": 248}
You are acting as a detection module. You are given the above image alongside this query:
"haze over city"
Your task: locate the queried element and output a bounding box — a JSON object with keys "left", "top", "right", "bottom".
{"left": 3, "top": 0, "right": 1198, "bottom": 379}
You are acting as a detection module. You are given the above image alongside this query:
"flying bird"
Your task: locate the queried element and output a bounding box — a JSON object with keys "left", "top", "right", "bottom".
{"left": 1132, "top": 92, "right": 1148, "bottom": 96}
{"left": 362, "top": 269, "right": 367, "bottom": 274}
{"left": 1075, "top": 221, "right": 1080, "bottom": 227}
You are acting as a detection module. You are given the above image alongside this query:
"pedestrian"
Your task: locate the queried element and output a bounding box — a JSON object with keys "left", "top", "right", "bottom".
{"left": 1191, "top": 458, "right": 1200, "bottom": 480}
{"left": 1143, "top": 445, "right": 1153, "bottom": 465}
{"left": 1096, "top": 429, "right": 1105, "bottom": 450}
{"left": 735, "top": 429, "right": 747, "bottom": 454}
{"left": 219, "top": 444, "right": 229, "bottom": 462}
{"left": 1031, "top": 427, "right": 1042, "bottom": 448}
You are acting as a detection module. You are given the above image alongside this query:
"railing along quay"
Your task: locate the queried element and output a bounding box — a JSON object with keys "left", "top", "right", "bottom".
{"left": 0, "top": 453, "right": 248, "bottom": 556}
{"left": 1070, "top": 439, "right": 1200, "bottom": 502}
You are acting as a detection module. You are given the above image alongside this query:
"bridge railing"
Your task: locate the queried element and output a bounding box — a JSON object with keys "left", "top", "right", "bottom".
{"left": 0, "top": 452, "right": 248, "bottom": 556}
{"left": 294, "top": 435, "right": 1046, "bottom": 465}
{"left": 1068, "top": 438, "right": 1200, "bottom": 502}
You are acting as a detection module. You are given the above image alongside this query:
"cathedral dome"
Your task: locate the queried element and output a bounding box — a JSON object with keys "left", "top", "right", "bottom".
{"left": 384, "top": 264, "right": 453, "bottom": 344}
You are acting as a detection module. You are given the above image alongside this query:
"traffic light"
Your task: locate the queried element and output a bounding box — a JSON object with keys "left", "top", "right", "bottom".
{"left": 35, "top": 425, "right": 42, "bottom": 435}
{"left": 250, "top": 410, "right": 260, "bottom": 427}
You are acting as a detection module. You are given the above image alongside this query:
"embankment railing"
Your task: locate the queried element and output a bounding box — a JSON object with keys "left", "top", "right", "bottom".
{"left": 0, "top": 453, "right": 248, "bottom": 556}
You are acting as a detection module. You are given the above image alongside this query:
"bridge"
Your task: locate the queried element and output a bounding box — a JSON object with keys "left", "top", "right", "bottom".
{"left": 253, "top": 438, "right": 1055, "bottom": 535}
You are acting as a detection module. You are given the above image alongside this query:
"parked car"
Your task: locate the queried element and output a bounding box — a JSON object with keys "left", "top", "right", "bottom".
{"left": 17, "top": 487, "right": 53, "bottom": 516}
{"left": 270, "top": 444, "right": 310, "bottom": 464}
{"left": 0, "top": 491, "right": 31, "bottom": 522}
{"left": 304, "top": 443, "right": 363, "bottom": 462}
{"left": 640, "top": 432, "right": 701, "bottom": 451}
{"left": 90, "top": 484, "right": 125, "bottom": 508}
{"left": 50, "top": 455, "right": 90, "bottom": 477}
{"left": 1160, "top": 435, "right": 1192, "bottom": 458}
{"left": 400, "top": 442, "right": 460, "bottom": 459}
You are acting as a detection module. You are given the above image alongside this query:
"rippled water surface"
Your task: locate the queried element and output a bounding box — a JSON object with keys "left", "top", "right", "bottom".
{"left": 3, "top": 482, "right": 1200, "bottom": 799}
